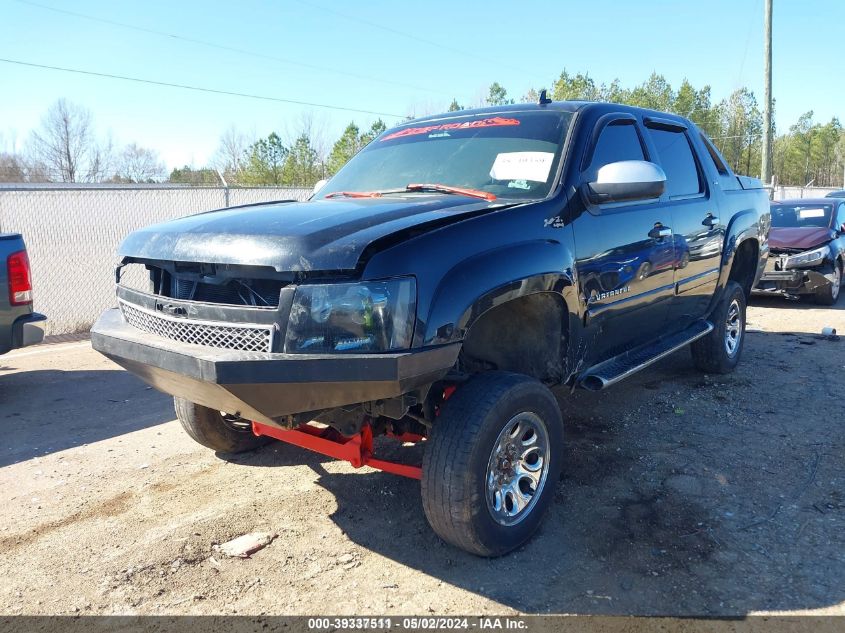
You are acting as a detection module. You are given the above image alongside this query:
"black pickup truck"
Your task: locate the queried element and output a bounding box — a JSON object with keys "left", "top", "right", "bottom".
{"left": 93, "top": 100, "right": 769, "bottom": 556}
{"left": 1, "top": 233, "right": 46, "bottom": 355}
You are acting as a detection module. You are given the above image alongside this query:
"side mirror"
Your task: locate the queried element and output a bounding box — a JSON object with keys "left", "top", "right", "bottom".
{"left": 584, "top": 160, "right": 666, "bottom": 205}
{"left": 312, "top": 179, "right": 328, "bottom": 197}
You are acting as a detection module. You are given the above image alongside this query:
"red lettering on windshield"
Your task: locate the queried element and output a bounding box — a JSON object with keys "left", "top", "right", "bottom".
{"left": 381, "top": 117, "right": 521, "bottom": 141}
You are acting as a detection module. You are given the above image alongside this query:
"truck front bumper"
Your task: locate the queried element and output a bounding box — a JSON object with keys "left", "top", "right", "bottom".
{"left": 91, "top": 308, "right": 460, "bottom": 426}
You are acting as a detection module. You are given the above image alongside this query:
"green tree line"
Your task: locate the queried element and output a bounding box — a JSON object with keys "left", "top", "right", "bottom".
{"left": 4, "top": 77, "right": 843, "bottom": 188}
{"left": 205, "top": 120, "right": 387, "bottom": 188}
{"left": 227, "top": 71, "right": 842, "bottom": 188}
{"left": 468, "top": 71, "right": 843, "bottom": 187}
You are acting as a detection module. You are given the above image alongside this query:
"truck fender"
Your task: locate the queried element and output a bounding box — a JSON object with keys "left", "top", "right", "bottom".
{"left": 709, "top": 206, "right": 767, "bottom": 313}
{"left": 421, "top": 239, "right": 576, "bottom": 347}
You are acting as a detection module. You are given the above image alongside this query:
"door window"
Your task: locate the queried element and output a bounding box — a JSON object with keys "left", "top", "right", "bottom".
{"left": 588, "top": 121, "right": 646, "bottom": 172}
{"left": 700, "top": 133, "right": 729, "bottom": 175}
{"left": 649, "top": 128, "right": 703, "bottom": 198}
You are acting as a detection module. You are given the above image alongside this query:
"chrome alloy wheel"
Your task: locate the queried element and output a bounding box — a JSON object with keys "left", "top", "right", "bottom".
{"left": 724, "top": 298, "right": 743, "bottom": 357}
{"left": 485, "top": 412, "right": 551, "bottom": 526}
{"left": 831, "top": 266, "right": 841, "bottom": 300}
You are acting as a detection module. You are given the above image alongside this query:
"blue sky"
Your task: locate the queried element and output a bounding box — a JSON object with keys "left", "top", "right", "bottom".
{"left": 1, "top": 0, "right": 842, "bottom": 170}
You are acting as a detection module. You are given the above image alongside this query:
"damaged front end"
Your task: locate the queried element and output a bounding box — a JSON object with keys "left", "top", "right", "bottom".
{"left": 92, "top": 258, "right": 459, "bottom": 432}
{"left": 753, "top": 245, "right": 836, "bottom": 298}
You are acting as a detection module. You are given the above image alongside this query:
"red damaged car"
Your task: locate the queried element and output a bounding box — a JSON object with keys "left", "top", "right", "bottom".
{"left": 754, "top": 198, "right": 845, "bottom": 305}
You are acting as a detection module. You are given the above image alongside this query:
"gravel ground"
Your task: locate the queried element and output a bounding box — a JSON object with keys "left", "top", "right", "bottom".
{"left": 0, "top": 296, "right": 843, "bottom": 616}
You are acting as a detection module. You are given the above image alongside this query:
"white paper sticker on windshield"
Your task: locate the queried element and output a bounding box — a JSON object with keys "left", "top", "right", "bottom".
{"left": 490, "top": 152, "right": 554, "bottom": 183}
{"left": 798, "top": 208, "right": 826, "bottom": 218}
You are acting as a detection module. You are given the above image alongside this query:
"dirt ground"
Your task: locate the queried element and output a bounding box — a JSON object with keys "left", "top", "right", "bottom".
{"left": 0, "top": 296, "right": 843, "bottom": 617}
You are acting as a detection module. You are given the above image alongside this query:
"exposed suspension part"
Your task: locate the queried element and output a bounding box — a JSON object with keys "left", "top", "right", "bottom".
{"left": 252, "top": 420, "right": 424, "bottom": 479}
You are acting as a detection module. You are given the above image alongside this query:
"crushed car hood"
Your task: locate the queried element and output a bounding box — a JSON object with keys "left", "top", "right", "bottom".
{"left": 769, "top": 227, "right": 835, "bottom": 251}
{"left": 119, "top": 196, "right": 502, "bottom": 272}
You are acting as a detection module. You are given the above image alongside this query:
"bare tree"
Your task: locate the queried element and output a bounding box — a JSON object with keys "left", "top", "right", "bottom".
{"left": 0, "top": 132, "right": 51, "bottom": 182}
{"left": 283, "top": 112, "right": 329, "bottom": 180}
{"left": 284, "top": 112, "right": 328, "bottom": 158}
{"left": 113, "top": 143, "right": 167, "bottom": 182}
{"left": 0, "top": 153, "right": 26, "bottom": 182}
{"left": 23, "top": 159, "right": 52, "bottom": 183}
{"left": 521, "top": 88, "right": 540, "bottom": 104}
{"left": 212, "top": 126, "right": 250, "bottom": 177}
{"left": 28, "top": 99, "right": 110, "bottom": 182}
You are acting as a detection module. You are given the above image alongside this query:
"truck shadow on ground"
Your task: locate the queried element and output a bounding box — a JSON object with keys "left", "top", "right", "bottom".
{"left": 0, "top": 369, "right": 172, "bottom": 467}
{"left": 233, "top": 328, "right": 844, "bottom": 615}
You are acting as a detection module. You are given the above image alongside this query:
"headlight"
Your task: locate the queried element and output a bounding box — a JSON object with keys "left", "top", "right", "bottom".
{"left": 285, "top": 278, "right": 416, "bottom": 353}
{"left": 785, "top": 246, "right": 828, "bottom": 268}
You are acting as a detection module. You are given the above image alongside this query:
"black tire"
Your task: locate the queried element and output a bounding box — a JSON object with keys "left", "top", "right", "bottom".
{"left": 174, "top": 397, "right": 270, "bottom": 453}
{"left": 691, "top": 280, "right": 746, "bottom": 374}
{"left": 814, "top": 261, "right": 842, "bottom": 306}
{"left": 637, "top": 261, "right": 652, "bottom": 280}
{"left": 421, "top": 372, "right": 564, "bottom": 557}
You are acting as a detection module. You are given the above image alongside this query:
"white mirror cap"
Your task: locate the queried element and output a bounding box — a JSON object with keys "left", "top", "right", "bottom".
{"left": 596, "top": 160, "right": 666, "bottom": 185}
{"left": 312, "top": 179, "right": 328, "bottom": 195}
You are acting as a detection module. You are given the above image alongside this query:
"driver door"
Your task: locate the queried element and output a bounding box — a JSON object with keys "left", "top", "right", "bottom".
{"left": 573, "top": 115, "right": 675, "bottom": 362}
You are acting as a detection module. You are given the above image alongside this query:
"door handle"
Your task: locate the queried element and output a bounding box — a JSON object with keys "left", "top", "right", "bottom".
{"left": 702, "top": 213, "right": 719, "bottom": 227}
{"left": 648, "top": 225, "right": 672, "bottom": 239}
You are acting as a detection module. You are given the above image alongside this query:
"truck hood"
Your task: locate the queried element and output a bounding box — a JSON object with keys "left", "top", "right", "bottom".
{"left": 119, "top": 196, "right": 503, "bottom": 272}
{"left": 769, "top": 226, "right": 834, "bottom": 251}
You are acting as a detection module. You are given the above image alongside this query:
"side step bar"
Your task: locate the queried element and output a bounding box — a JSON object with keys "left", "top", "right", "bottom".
{"left": 578, "top": 320, "right": 714, "bottom": 391}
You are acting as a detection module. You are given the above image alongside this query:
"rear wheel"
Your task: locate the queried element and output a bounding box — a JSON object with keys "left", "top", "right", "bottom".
{"left": 174, "top": 397, "right": 270, "bottom": 453}
{"left": 691, "top": 281, "right": 746, "bottom": 374}
{"left": 421, "top": 372, "right": 564, "bottom": 557}
{"left": 814, "top": 261, "right": 842, "bottom": 306}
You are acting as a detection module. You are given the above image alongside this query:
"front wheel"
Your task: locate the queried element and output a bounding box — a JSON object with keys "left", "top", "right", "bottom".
{"left": 174, "top": 397, "right": 270, "bottom": 454}
{"left": 421, "top": 372, "right": 564, "bottom": 557}
{"left": 691, "top": 280, "right": 747, "bottom": 374}
{"left": 814, "top": 262, "right": 842, "bottom": 306}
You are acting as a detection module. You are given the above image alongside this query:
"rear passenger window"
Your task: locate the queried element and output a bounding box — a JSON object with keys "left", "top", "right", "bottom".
{"left": 649, "top": 128, "right": 703, "bottom": 197}
{"left": 588, "top": 121, "right": 645, "bottom": 172}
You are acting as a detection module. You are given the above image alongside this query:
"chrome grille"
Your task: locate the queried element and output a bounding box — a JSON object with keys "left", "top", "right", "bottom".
{"left": 119, "top": 300, "right": 274, "bottom": 353}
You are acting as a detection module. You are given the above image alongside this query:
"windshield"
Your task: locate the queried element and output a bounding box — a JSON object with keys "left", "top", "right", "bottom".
{"left": 317, "top": 111, "right": 573, "bottom": 201}
{"left": 770, "top": 203, "right": 833, "bottom": 229}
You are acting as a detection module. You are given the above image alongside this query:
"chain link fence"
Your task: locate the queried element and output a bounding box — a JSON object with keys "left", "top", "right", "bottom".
{"left": 5, "top": 182, "right": 842, "bottom": 337}
{"left": 0, "top": 184, "right": 311, "bottom": 336}
{"left": 773, "top": 185, "right": 840, "bottom": 200}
